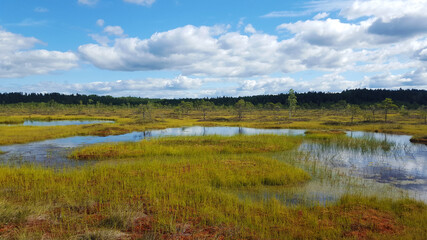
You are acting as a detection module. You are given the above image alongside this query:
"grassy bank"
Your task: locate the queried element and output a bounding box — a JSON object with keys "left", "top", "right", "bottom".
{"left": 410, "top": 136, "right": 427, "bottom": 145}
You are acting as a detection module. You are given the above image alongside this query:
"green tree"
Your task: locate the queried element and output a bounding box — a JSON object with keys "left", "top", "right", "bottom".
{"left": 368, "top": 103, "right": 380, "bottom": 122}
{"left": 399, "top": 105, "right": 409, "bottom": 117}
{"left": 174, "top": 106, "right": 183, "bottom": 118}
{"left": 332, "top": 100, "right": 347, "bottom": 112}
{"left": 199, "top": 100, "right": 215, "bottom": 120}
{"left": 178, "top": 101, "right": 193, "bottom": 115}
{"left": 235, "top": 99, "right": 247, "bottom": 121}
{"left": 346, "top": 104, "right": 361, "bottom": 124}
{"left": 265, "top": 102, "right": 276, "bottom": 110}
{"left": 380, "top": 98, "right": 397, "bottom": 122}
{"left": 273, "top": 102, "right": 283, "bottom": 120}
{"left": 287, "top": 89, "right": 297, "bottom": 119}
{"left": 139, "top": 103, "right": 153, "bottom": 122}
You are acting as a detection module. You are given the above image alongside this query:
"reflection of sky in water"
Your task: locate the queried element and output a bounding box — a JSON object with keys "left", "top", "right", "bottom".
{"left": 299, "top": 132, "right": 427, "bottom": 198}
{"left": 1, "top": 120, "right": 115, "bottom": 127}
{"left": 23, "top": 120, "right": 115, "bottom": 126}
{"left": 300, "top": 143, "right": 427, "bottom": 179}
{"left": 0, "top": 126, "right": 426, "bottom": 200}
{"left": 234, "top": 177, "right": 407, "bottom": 207}
{"left": 346, "top": 131, "right": 413, "bottom": 145}
{"left": 0, "top": 127, "right": 306, "bottom": 167}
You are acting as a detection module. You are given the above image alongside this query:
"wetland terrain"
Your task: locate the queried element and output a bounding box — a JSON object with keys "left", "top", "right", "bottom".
{"left": 0, "top": 103, "right": 426, "bottom": 239}
{"left": 2, "top": 0, "right": 427, "bottom": 238}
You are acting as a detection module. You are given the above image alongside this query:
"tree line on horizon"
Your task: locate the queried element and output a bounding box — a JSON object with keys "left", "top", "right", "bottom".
{"left": 0, "top": 89, "right": 426, "bottom": 109}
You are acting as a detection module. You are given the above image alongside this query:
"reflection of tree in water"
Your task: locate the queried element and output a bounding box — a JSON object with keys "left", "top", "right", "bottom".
{"left": 134, "top": 131, "right": 152, "bottom": 140}
{"left": 364, "top": 166, "right": 413, "bottom": 182}
{"left": 143, "top": 130, "right": 152, "bottom": 138}
{"left": 301, "top": 136, "right": 427, "bottom": 193}
{"left": 238, "top": 127, "right": 244, "bottom": 135}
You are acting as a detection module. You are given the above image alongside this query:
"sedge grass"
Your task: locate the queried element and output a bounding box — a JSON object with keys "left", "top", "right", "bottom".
{"left": 0, "top": 159, "right": 425, "bottom": 239}
{"left": 69, "top": 134, "right": 304, "bottom": 160}
{"left": 1, "top": 134, "right": 426, "bottom": 239}
{"left": 303, "top": 133, "right": 395, "bottom": 153}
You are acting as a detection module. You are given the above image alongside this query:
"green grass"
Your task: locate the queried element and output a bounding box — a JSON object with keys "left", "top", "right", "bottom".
{"left": 0, "top": 135, "right": 312, "bottom": 239}
{"left": 69, "top": 134, "right": 303, "bottom": 160}
{"left": 0, "top": 160, "right": 425, "bottom": 239}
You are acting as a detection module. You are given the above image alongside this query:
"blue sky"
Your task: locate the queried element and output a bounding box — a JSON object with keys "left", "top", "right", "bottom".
{"left": 0, "top": 0, "right": 426, "bottom": 98}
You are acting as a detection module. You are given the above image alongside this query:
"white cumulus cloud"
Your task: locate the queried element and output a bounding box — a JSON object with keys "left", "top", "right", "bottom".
{"left": 244, "top": 24, "right": 256, "bottom": 34}
{"left": 363, "top": 68, "right": 427, "bottom": 89}
{"left": 0, "top": 27, "right": 78, "bottom": 78}
{"left": 78, "top": 24, "right": 358, "bottom": 77}
{"left": 340, "top": 0, "right": 427, "bottom": 21}
{"left": 70, "top": 0, "right": 427, "bottom": 94}
{"left": 103, "top": 25, "right": 125, "bottom": 36}
{"left": 313, "top": 12, "right": 329, "bottom": 20}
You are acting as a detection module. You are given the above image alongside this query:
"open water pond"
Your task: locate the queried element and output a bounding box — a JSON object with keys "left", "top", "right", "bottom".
{"left": 0, "top": 127, "right": 305, "bottom": 167}
{"left": 0, "top": 126, "right": 426, "bottom": 202}
{"left": 1, "top": 120, "right": 115, "bottom": 126}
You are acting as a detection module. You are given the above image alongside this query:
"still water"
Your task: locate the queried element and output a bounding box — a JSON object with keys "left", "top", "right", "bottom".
{"left": 1, "top": 120, "right": 115, "bottom": 126}
{"left": 0, "top": 126, "right": 426, "bottom": 202}
{"left": 0, "top": 126, "right": 305, "bottom": 167}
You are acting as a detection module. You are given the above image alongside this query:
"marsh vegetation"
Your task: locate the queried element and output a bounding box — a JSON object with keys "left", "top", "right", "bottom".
{"left": 0, "top": 101, "right": 426, "bottom": 239}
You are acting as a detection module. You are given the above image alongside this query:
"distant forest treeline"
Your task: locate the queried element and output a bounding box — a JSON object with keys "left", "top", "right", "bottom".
{"left": 1, "top": 89, "right": 426, "bottom": 109}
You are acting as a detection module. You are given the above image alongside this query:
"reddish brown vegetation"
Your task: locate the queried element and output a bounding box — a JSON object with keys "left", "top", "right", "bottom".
{"left": 91, "top": 127, "right": 129, "bottom": 137}
{"left": 342, "top": 206, "right": 402, "bottom": 239}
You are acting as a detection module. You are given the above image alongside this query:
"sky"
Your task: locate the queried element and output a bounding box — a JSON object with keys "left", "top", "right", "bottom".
{"left": 0, "top": 0, "right": 426, "bottom": 98}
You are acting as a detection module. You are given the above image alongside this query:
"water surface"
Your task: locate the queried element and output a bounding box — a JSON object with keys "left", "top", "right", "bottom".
{"left": 1, "top": 120, "right": 114, "bottom": 126}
